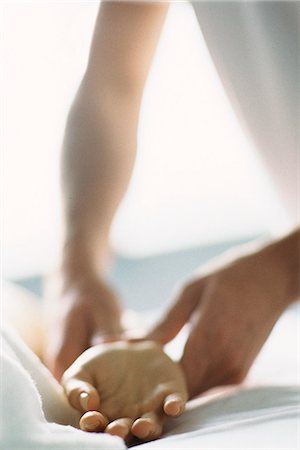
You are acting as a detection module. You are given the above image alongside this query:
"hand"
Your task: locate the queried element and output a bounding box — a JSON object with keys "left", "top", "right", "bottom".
{"left": 44, "top": 271, "right": 123, "bottom": 381}
{"left": 146, "top": 234, "right": 298, "bottom": 398}
{"left": 61, "top": 341, "right": 187, "bottom": 442}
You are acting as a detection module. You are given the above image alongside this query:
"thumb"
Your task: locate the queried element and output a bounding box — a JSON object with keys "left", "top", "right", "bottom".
{"left": 62, "top": 370, "right": 100, "bottom": 413}
{"left": 146, "top": 279, "right": 206, "bottom": 344}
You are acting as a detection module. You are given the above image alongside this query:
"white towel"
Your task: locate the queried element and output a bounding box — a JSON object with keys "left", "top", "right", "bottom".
{"left": 0, "top": 324, "right": 125, "bottom": 450}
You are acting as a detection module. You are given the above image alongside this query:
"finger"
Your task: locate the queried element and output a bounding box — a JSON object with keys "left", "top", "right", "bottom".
{"left": 62, "top": 371, "right": 100, "bottom": 412}
{"left": 46, "top": 313, "right": 90, "bottom": 381}
{"left": 104, "top": 418, "right": 134, "bottom": 440}
{"left": 131, "top": 412, "right": 163, "bottom": 440}
{"left": 80, "top": 411, "right": 109, "bottom": 432}
{"left": 146, "top": 280, "right": 206, "bottom": 344}
{"left": 163, "top": 393, "right": 186, "bottom": 417}
{"left": 180, "top": 319, "right": 208, "bottom": 399}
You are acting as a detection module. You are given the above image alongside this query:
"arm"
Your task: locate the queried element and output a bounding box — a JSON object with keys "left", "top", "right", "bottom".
{"left": 46, "top": 2, "right": 169, "bottom": 379}
{"left": 62, "top": 1, "right": 169, "bottom": 274}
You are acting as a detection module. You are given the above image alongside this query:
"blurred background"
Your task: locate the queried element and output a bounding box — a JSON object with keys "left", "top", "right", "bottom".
{"left": 2, "top": 1, "right": 290, "bottom": 309}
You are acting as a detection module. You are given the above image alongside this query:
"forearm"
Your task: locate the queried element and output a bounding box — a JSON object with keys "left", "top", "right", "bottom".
{"left": 61, "top": 1, "right": 168, "bottom": 278}
{"left": 61, "top": 80, "right": 140, "bottom": 276}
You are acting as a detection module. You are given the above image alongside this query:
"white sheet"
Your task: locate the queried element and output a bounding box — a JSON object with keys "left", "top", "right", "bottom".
{"left": 138, "top": 386, "right": 299, "bottom": 449}
{"left": 1, "top": 302, "right": 299, "bottom": 450}
{"left": 138, "top": 303, "right": 300, "bottom": 449}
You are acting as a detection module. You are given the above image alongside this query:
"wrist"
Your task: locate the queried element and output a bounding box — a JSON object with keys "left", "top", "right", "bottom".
{"left": 61, "top": 236, "right": 111, "bottom": 281}
{"left": 58, "top": 267, "right": 125, "bottom": 336}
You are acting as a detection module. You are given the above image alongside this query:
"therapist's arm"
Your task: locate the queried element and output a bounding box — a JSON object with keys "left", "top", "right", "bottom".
{"left": 147, "top": 228, "right": 300, "bottom": 398}
{"left": 45, "top": 2, "right": 169, "bottom": 380}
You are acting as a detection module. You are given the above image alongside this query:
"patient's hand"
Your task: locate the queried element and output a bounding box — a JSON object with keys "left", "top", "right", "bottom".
{"left": 62, "top": 341, "right": 187, "bottom": 442}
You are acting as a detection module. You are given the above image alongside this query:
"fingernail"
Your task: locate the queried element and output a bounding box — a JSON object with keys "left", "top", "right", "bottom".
{"left": 84, "top": 421, "right": 100, "bottom": 431}
{"left": 165, "top": 399, "right": 184, "bottom": 416}
{"left": 170, "top": 402, "right": 181, "bottom": 415}
{"left": 79, "top": 392, "right": 89, "bottom": 411}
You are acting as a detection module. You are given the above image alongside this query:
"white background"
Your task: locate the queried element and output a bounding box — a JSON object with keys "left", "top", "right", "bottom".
{"left": 2, "top": 1, "right": 289, "bottom": 279}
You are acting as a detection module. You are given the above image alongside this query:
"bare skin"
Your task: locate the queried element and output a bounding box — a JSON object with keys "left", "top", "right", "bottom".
{"left": 45, "top": 2, "right": 169, "bottom": 380}
{"left": 45, "top": 273, "right": 124, "bottom": 379}
{"left": 146, "top": 230, "right": 300, "bottom": 397}
{"left": 45, "top": 0, "right": 299, "bottom": 412}
{"left": 62, "top": 341, "right": 187, "bottom": 442}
